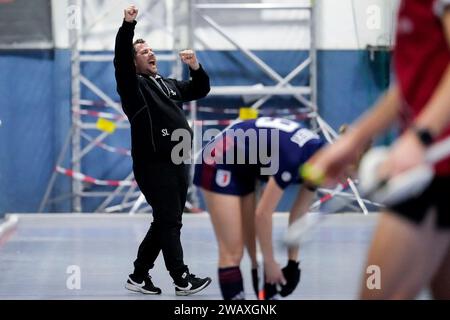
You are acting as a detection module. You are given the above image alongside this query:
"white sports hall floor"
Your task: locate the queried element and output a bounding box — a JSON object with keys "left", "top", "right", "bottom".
{"left": 0, "top": 212, "right": 430, "bottom": 300}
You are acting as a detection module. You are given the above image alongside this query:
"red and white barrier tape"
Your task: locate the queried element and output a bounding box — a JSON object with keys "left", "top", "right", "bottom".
{"left": 74, "top": 113, "right": 312, "bottom": 128}
{"left": 190, "top": 113, "right": 314, "bottom": 126}
{"left": 310, "top": 180, "right": 352, "bottom": 211}
{"left": 78, "top": 100, "right": 312, "bottom": 116}
{"left": 81, "top": 133, "right": 131, "bottom": 156}
{"left": 73, "top": 109, "right": 126, "bottom": 121}
{"left": 55, "top": 166, "right": 136, "bottom": 187}
{"left": 186, "top": 105, "right": 240, "bottom": 114}
{"left": 185, "top": 105, "right": 312, "bottom": 115}
{"left": 192, "top": 119, "right": 234, "bottom": 126}
{"left": 79, "top": 99, "right": 119, "bottom": 108}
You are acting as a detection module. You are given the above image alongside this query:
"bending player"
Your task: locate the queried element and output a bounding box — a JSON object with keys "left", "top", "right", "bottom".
{"left": 193, "top": 117, "right": 326, "bottom": 300}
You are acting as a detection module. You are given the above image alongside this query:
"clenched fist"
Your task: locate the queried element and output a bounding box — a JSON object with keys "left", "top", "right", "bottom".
{"left": 179, "top": 49, "right": 200, "bottom": 70}
{"left": 124, "top": 5, "right": 138, "bottom": 23}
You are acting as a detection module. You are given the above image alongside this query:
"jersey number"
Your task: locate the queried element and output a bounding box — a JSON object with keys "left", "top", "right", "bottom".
{"left": 255, "top": 117, "right": 300, "bottom": 133}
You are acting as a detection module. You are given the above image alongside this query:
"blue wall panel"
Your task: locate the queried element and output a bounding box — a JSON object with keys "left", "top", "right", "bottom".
{"left": 0, "top": 49, "right": 390, "bottom": 215}
{"left": 0, "top": 50, "right": 71, "bottom": 214}
{"left": 318, "top": 50, "right": 390, "bottom": 130}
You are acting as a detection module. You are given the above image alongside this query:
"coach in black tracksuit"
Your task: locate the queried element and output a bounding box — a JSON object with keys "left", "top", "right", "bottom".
{"left": 114, "top": 5, "right": 211, "bottom": 296}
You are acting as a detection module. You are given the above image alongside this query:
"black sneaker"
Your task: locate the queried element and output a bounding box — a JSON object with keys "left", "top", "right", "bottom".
{"left": 174, "top": 272, "right": 212, "bottom": 296}
{"left": 125, "top": 273, "right": 162, "bottom": 295}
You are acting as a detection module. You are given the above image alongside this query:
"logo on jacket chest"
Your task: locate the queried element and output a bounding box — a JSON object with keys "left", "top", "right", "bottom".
{"left": 161, "top": 128, "right": 170, "bottom": 136}
{"left": 168, "top": 88, "right": 177, "bottom": 97}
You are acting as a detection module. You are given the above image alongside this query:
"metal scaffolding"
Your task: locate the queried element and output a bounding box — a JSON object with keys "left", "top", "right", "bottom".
{"left": 192, "top": 1, "right": 317, "bottom": 110}
{"left": 40, "top": 0, "right": 370, "bottom": 215}
{"left": 40, "top": 0, "right": 182, "bottom": 213}
{"left": 186, "top": 1, "right": 368, "bottom": 214}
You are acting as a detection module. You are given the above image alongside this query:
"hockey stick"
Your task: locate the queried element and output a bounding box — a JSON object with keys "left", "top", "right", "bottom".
{"left": 284, "top": 135, "right": 450, "bottom": 247}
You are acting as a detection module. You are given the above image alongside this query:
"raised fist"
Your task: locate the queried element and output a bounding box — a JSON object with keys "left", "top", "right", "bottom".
{"left": 179, "top": 49, "right": 200, "bottom": 70}
{"left": 124, "top": 5, "right": 138, "bottom": 22}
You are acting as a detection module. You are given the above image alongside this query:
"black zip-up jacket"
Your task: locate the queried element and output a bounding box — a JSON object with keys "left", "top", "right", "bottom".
{"left": 114, "top": 20, "right": 210, "bottom": 164}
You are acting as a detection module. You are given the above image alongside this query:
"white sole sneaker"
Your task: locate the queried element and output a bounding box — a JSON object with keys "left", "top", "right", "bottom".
{"left": 125, "top": 282, "right": 161, "bottom": 295}
{"left": 175, "top": 278, "right": 212, "bottom": 296}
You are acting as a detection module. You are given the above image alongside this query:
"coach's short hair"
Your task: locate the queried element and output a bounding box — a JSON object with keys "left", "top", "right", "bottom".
{"left": 132, "top": 39, "right": 146, "bottom": 57}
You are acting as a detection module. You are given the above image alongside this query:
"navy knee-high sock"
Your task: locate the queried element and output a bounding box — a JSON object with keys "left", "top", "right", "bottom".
{"left": 218, "top": 266, "right": 244, "bottom": 300}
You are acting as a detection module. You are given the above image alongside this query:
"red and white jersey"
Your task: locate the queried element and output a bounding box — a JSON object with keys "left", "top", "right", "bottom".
{"left": 394, "top": 0, "right": 450, "bottom": 175}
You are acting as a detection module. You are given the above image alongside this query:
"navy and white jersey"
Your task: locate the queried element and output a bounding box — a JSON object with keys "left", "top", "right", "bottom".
{"left": 193, "top": 117, "right": 326, "bottom": 195}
